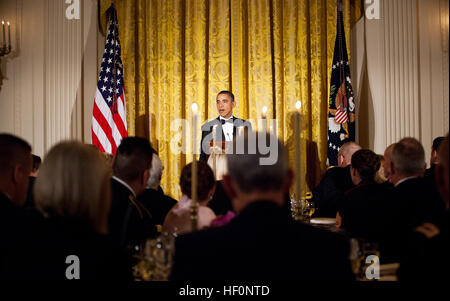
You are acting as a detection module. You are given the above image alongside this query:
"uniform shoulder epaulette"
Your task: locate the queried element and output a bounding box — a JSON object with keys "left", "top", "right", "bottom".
{"left": 415, "top": 222, "right": 440, "bottom": 239}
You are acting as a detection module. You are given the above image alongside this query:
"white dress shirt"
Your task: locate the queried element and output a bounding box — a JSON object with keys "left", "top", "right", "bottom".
{"left": 220, "top": 116, "right": 234, "bottom": 141}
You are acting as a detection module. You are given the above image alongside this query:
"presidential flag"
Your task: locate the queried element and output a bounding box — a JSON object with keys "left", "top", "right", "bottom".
{"left": 92, "top": 4, "right": 127, "bottom": 155}
{"left": 327, "top": 6, "right": 356, "bottom": 166}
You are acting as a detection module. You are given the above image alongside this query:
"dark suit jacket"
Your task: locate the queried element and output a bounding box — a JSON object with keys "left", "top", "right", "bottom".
{"left": 170, "top": 201, "right": 354, "bottom": 280}
{"left": 199, "top": 116, "right": 252, "bottom": 161}
{"left": 109, "top": 178, "right": 157, "bottom": 249}
{"left": 394, "top": 177, "right": 446, "bottom": 230}
{"left": 138, "top": 186, "right": 177, "bottom": 226}
{"left": 208, "top": 180, "right": 234, "bottom": 215}
{"left": 339, "top": 181, "right": 402, "bottom": 263}
{"left": 311, "top": 166, "right": 354, "bottom": 218}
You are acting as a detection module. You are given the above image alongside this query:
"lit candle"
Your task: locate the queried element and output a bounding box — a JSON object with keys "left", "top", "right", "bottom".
{"left": 262, "top": 106, "right": 268, "bottom": 119}
{"left": 212, "top": 124, "right": 217, "bottom": 177}
{"left": 294, "top": 100, "right": 301, "bottom": 202}
{"left": 2, "top": 21, "right": 5, "bottom": 48}
{"left": 7, "top": 21, "right": 10, "bottom": 49}
{"left": 191, "top": 102, "right": 199, "bottom": 231}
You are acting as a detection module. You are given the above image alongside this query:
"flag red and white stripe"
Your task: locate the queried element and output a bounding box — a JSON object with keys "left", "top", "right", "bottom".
{"left": 92, "top": 5, "right": 127, "bottom": 155}
{"left": 334, "top": 104, "right": 348, "bottom": 124}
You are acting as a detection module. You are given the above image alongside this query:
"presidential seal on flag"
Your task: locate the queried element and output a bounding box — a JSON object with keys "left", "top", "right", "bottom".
{"left": 327, "top": 6, "right": 356, "bottom": 166}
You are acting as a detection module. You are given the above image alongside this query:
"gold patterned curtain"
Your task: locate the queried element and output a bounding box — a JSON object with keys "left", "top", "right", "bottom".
{"left": 100, "top": 0, "right": 362, "bottom": 199}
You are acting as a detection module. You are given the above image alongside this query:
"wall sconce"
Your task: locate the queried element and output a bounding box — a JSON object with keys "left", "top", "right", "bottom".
{"left": 0, "top": 20, "right": 11, "bottom": 57}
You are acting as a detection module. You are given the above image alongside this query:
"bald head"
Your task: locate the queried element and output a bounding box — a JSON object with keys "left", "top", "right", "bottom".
{"left": 337, "top": 142, "right": 361, "bottom": 167}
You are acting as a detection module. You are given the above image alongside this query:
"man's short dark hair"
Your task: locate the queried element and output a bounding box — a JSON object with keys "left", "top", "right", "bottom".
{"left": 113, "top": 137, "right": 154, "bottom": 182}
{"left": 432, "top": 136, "right": 445, "bottom": 152}
{"left": 32, "top": 155, "right": 42, "bottom": 172}
{"left": 217, "top": 90, "right": 235, "bottom": 102}
{"left": 0, "top": 134, "right": 32, "bottom": 177}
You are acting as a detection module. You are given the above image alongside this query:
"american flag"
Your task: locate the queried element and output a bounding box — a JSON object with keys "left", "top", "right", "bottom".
{"left": 327, "top": 6, "right": 355, "bottom": 166}
{"left": 92, "top": 4, "right": 127, "bottom": 155}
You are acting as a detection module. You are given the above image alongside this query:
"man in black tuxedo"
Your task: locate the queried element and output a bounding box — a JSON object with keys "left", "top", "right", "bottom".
{"left": 109, "top": 137, "right": 157, "bottom": 250}
{"left": 199, "top": 90, "right": 252, "bottom": 162}
{"left": 171, "top": 132, "right": 354, "bottom": 280}
{"left": 399, "top": 134, "right": 449, "bottom": 280}
{"left": 0, "top": 134, "right": 34, "bottom": 277}
{"left": 311, "top": 142, "right": 361, "bottom": 217}
{"left": 390, "top": 137, "right": 445, "bottom": 231}
{"left": 138, "top": 153, "right": 177, "bottom": 226}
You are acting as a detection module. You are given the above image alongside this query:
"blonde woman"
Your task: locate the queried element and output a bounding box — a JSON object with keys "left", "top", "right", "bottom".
{"left": 5, "top": 142, "right": 130, "bottom": 280}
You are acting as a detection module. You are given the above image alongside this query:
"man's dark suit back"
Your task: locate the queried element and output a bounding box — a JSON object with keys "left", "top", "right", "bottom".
{"left": 138, "top": 186, "right": 177, "bottom": 226}
{"left": 170, "top": 201, "right": 354, "bottom": 280}
{"left": 109, "top": 178, "right": 157, "bottom": 249}
{"left": 312, "top": 166, "right": 354, "bottom": 218}
{"left": 394, "top": 177, "right": 446, "bottom": 230}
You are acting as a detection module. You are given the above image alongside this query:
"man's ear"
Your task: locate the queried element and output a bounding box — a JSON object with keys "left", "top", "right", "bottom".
{"left": 232, "top": 101, "right": 236, "bottom": 109}
{"left": 350, "top": 166, "right": 356, "bottom": 177}
{"left": 12, "top": 164, "right": 23, "bottom": 184}
{"left": 222, "top": 175, "right": 237, "bottom": 200}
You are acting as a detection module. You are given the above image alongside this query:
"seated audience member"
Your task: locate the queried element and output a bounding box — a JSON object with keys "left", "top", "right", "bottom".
{"left": 375, "top": 154, "right": 388, "bottom": 184}
{"left": 24, "top": 154, "right": 41, "bottom": 208}
{"left": 4, "top": 142, "right": 130, "bottom": 280}
{"left": 138, "top": 153, "right": 177, "bottom": 227}
{"left": 399, "top": 134, "right": 449, "bottom": 280}
{"left": 337, "top": 150, "right": 400, "bottom": 263}
{"left": 423, "top": 136, "right": 445, "bottom": 194}
{"left": 311, "top": 142, "right": 361, "bottom": 217}
{"left": 163, "top": 161, "right": 216, "bottom": 235}
{"left": 391, "top": 137, "right": 445, "bottom": 229}
{"left": 0, "top": 134, "right": 34, "bottom": 277}
{"left": 109, "top": 137, "right": 157, "bottom": 250}
{"left": 170, "top": 132, "right": 354, "bottom": 280}
{"left": 383, "top": 144, "right": 395, "bottom": 182}
{"left": 426, "top": 136, "right": 444, "bottom": 175}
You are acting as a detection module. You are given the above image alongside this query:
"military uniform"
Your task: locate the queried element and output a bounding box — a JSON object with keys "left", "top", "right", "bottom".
{"left": 398, "top": 210, "right": 449, "bottom": 280}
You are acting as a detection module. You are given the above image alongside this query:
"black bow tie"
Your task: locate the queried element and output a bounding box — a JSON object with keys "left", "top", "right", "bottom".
{"left": 220, "top": 118, "right": 233, "bottom": 125}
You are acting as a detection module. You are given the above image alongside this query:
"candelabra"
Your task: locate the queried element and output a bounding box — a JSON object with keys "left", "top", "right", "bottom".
{"left": 0, "top": 20, "right": 11, "bottom": 57}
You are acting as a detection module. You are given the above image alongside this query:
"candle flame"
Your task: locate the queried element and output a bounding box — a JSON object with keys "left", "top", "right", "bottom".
{"left": 295, "top": 101, "right": 301, "bottom": 110}
{"left": 7, "top": 22, "right": 10, "bottom": 26}
{"left": 1, "top": 21, "right": 4, "bottom": 25}
{"left": 192, "top": 102, "right": 198, "bottom": 113}
{"left": 262, "top": 106, "right": 268, "bottom": 114}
